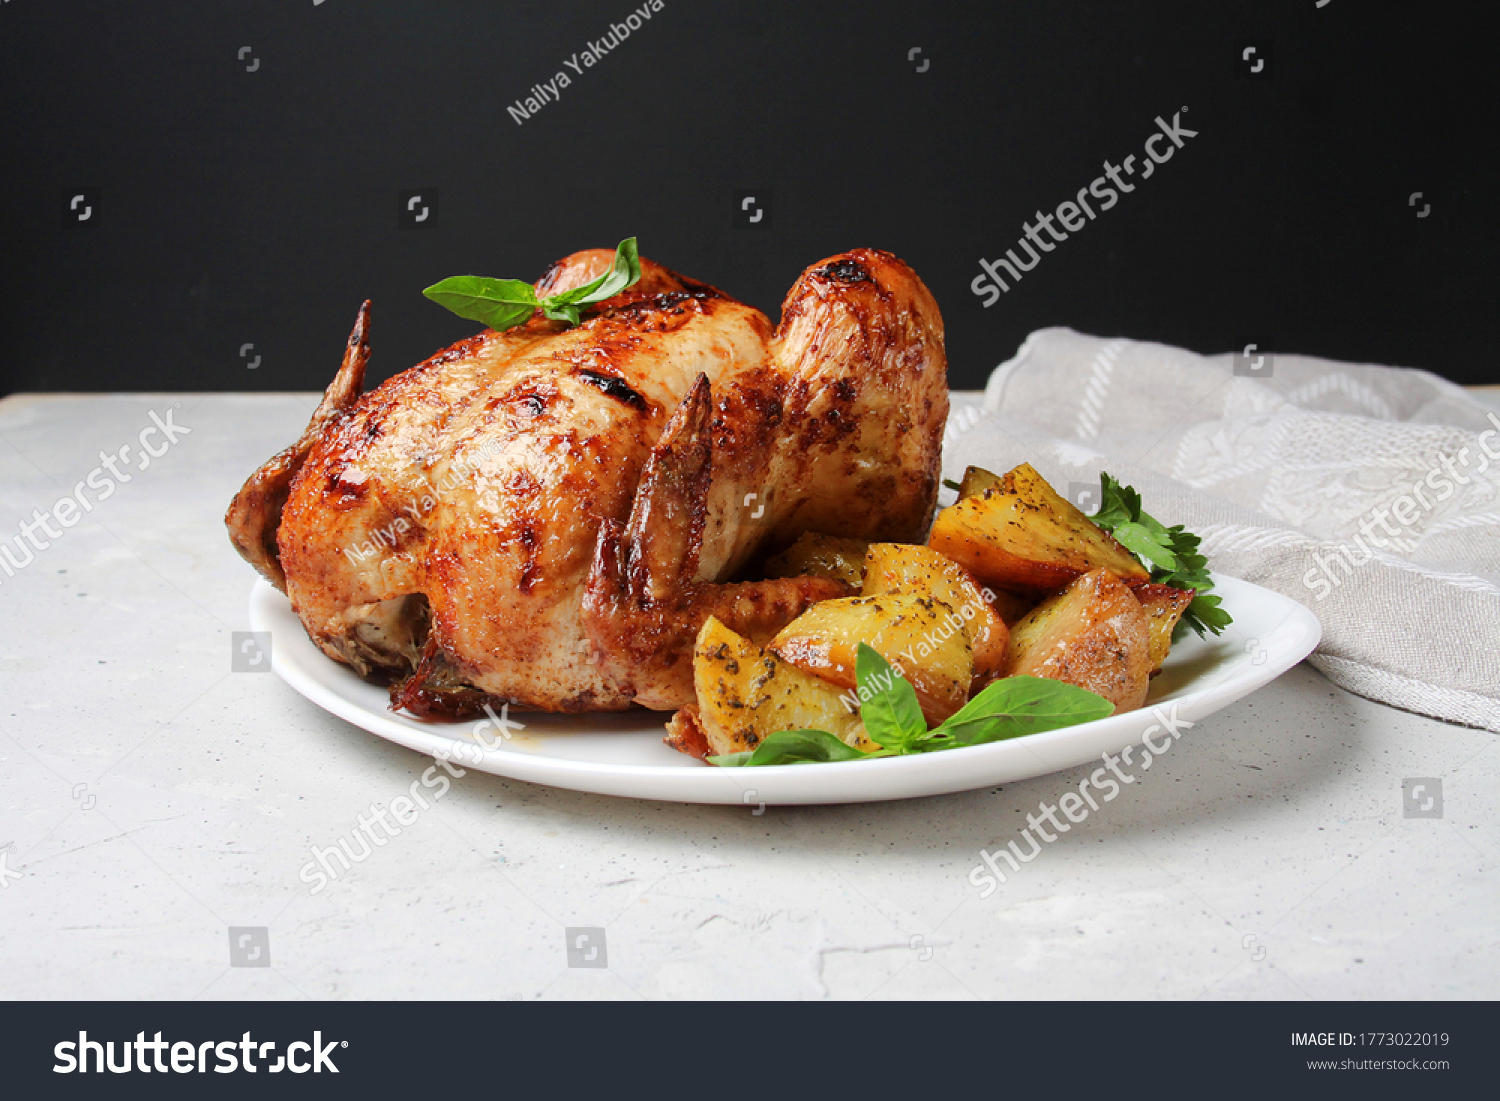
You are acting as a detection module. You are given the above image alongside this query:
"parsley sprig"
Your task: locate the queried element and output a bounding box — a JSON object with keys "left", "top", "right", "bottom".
{"left": 422, "top": 237, "right": 642, "bottom": 332}
{"left": 1091, "top": 472, "right": 1232, "bottom": 638}
{"left": 708, "top": 644, "right": 1114, "bottom": 767}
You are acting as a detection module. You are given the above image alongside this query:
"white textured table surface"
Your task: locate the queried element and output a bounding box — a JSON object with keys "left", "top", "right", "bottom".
{"left": 1, "top": 391, "right": 1495, "bottom": 1001}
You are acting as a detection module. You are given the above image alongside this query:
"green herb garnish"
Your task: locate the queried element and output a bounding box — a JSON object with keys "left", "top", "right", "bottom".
{"left": 422, "top": 237, "right": 642, "bottom": 332}
{"left": 1090, "top": 471, "right": 1232, "bottom": 638}
{"left": 707, "top": 728, "right": 870, "bottom": 768}
{"left": 708, "top": 644, "right": 1114, "bottom": 767}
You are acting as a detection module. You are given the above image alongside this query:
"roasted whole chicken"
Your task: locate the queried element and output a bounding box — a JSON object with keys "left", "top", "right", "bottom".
{"left": 226, "top": 248, "right": 949, "bottom": 716}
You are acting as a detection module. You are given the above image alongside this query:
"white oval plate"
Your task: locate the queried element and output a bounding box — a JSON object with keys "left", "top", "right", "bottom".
{"left": 249, "top": 575, "right": 1320, "bottom": 805}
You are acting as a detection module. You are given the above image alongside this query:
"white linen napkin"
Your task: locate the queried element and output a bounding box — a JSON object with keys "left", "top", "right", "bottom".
{"left": 949, "top": 327, "right": 1500, "bottom": 732}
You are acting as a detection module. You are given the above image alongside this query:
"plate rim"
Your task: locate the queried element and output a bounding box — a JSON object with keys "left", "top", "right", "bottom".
{"left": 249, "top": 573, "right": 1321, "bottom": 803}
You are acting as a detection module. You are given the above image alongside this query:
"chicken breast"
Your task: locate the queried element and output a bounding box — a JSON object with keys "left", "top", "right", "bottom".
{"left": 226, "top": 247, "right": 948, "bottom": 715}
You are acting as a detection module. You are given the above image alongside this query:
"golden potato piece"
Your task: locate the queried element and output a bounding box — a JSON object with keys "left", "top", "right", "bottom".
{"left": 929, "top": 462, "right": 1148, "bottom": 594}
{"left": 1006, "top": 568, "right": 1151, "bottom": 713}
{"left": 763, "top": 532, "right": 870, "bottom": 589}
{"left": 769, "top": 593, "right": 972, "bottom": 726}
{"left": 862, "top": 542, "right": 1010, "bottom": 689}
{"left": 691, "top": 616, "right": 870, "bottom": 757}
{"left": 956, "top": 464, "right": 1002, "bottom": 500}
{"left": 1130, "top": 582, "right": 1194, "bottom": 674}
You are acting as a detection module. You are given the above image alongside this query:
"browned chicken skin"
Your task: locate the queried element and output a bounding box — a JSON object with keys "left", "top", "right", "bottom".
{"left": 226, "top": 248, "right": 949, "bottom": 715}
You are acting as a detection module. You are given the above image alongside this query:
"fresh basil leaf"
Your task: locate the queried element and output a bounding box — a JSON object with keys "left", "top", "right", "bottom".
{"left": 424, "top": 238, "right": 644, "bottom": 334}
{"left": 540, "top": 237, "right": 643, "bottom": 312}
{"left": 709, "top": 679, "right": 1110, "bottom": 766}
{"left": 541, "top": 299, "right": 583, "bottom": 327}
{"left": 708, "top": 728, "right": 869, "bottom": 767}
{"left": 921, "top": 675, "right": 1114, "bottom": 749}
{"left": 422, "top": 276, "right": 538, "bottom": 331}
{"left": 570, "top": 237, "right": 642, "bottom": 306}
{"left": 855, "top": 643, "right": 927, "bottom": 750}
{"left": 542, "top": 267, "right": 609, "bottom": 310}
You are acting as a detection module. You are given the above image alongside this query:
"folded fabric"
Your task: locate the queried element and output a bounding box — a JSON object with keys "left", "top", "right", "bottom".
{"left": 951, "top": 327, "right": 1500, "bottom": 732}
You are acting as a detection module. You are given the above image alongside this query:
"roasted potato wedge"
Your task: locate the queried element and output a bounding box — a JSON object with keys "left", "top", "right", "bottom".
{"left": 862, "top": 542, "right": 1010, "bottom": 689}
{"left": 928, "top": 462, "right": 1148, "bottom": 594}
{"left": 690, "top": 616, "right": 871, "bottom": 757}
{"left": 1130, "top": 582, "right": 1194, "bottom": 674}
{"left": 1006, "top": 568, "right": 1151, "bottom": 713}
{"left": 763, "top": 532, "right": 871, "bottom": 589}
{"left": 769, "top": 593, "right": 972, "bottom": 725}
{"left": 956, "top": 464, "right": 1003, "bottom": 500}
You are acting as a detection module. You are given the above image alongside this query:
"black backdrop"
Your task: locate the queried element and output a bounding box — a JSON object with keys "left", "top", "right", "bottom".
{"left": 1, "top": 0, "right": 1494, "bottom": 396}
